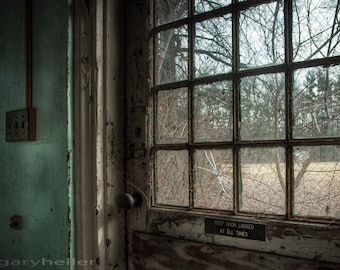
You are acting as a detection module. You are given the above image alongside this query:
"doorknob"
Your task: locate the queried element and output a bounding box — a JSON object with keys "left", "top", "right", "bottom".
{"left": 119, "top": 192, "right": 143, "bottom": 210}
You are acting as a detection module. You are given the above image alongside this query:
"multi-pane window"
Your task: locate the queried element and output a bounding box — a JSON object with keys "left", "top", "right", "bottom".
{"left": 151, "top": 0, "right": 340, "bottom": 222}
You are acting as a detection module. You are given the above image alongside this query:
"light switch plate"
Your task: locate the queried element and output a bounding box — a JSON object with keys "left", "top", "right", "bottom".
{"left": 6, "top": 108, "right": 36, "bottom": 141}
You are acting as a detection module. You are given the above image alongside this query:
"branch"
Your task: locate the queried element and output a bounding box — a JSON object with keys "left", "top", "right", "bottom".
{"left": 306, "top": 27, "right": 340, "bottom": 60}
{"left": 195, "top": 49, "right": 232, "bottom": 67}
{"left": 294, "top": 146, "right": 317, "bottom": 189}
{"left": 327, "top": 0, "right": 340, "bottom": 56}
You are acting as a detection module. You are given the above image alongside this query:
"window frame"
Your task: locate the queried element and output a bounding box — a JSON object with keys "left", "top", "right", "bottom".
{"left": 149, "top": 0, "right": 340, "bottom": 224}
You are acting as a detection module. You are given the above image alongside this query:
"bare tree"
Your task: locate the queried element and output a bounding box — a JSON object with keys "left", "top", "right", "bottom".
{"left": 154, "top": 0, "right": 340, "bottom": 218}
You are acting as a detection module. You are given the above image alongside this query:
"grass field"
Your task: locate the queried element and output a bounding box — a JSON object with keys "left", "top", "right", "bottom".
{"left": 156, "top": 154, "right": 340, "bottom": 220}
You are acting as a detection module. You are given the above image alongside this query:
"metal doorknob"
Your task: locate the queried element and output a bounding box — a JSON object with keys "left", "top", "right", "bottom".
{"left": 119, "top": 192, "right": 143, "bottom": 210}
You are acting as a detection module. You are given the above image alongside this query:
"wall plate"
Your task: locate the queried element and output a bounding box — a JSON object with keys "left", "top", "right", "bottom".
{"left": 6, "top": 108, "right": 36, "bottom": 141}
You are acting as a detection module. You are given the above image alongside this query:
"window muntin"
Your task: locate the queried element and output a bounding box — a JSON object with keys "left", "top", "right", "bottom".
{"left": 151, "top": 0, "right": 340, "bottom": 222}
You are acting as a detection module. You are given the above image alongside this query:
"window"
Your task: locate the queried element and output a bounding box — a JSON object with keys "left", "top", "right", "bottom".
{"left": 150, "top": 0, "right": 340, "bottom": 222}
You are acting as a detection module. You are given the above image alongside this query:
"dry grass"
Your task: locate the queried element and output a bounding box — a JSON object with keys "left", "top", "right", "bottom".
{"left": 156, "top": 156, "right": 340, "bottom": 219}
{"left": 294, "top": 162, "right": 340, "bottom": 218}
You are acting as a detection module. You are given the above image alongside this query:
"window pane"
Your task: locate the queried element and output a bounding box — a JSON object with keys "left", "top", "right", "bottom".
{"left": 195, "top": 15, "right": 232, "bottom": 77}
{"left": 155, "top": 150, "right": 189, "bottom": 206}
{"left": 239, "top": 1, "right": 284, "bottom": 69}
{"left": 294, "top": 146, "right": 340, "bottom": 219}
{"left": 240, "top": 73, "right": 285, "bottom": 140}
{"left": 151, "top": 0, "right": 340, "bottom": 221}
{"left": 195, "top": 0, "right": 231, "bottom": 14}
{"left": 155, "top": 26, "right": 188, "bottom": 84}
{"left": 155, "top": 0, "right": 188, "bottom": 26}
{"left": 293, "top": 0, "right": 340, "bottom": 62}
{"left": 240, "top": 147, "right": 286, "bottom": 215}
{"left": 293, "top": 65, "right": 340, "bottom": 138}
{"left": 194, "top": 81, "right": 233, "bottom": 142}
{"left": 156, "top": 88, "right": 188, "bottom": 144}
{"left": 194, "top": 149, "right": 233, "bottom": 210}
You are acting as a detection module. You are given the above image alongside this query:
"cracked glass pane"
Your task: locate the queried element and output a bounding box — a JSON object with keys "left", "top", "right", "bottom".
{"left": 194, "top": 149, "right": 233, "bottom": 210}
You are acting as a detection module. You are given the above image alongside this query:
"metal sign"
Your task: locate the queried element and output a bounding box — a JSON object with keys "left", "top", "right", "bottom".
{"left": 205, "top": 218, "right": 266, "bottom": 241}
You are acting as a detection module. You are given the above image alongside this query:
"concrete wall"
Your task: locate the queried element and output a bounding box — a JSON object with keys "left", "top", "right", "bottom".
{"left": 0, "top": 1, "right": 72, "bottom": 269}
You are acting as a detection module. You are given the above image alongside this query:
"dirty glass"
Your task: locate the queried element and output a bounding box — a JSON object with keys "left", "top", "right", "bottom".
{"left": 195, "top": 15, "right": 232, "bottom": 77}
{"left": 155, "top": 26, "right": 188, "bottom": 85}
{"left": 151, "top": 0, "right": 340, "bottom": 222}
{"left": 155, "top": 150, "right": 189, "bottom": 206}
{"left": 240, "top": 147, "right": 286, "bottom": 215}
{"left": 240, "top": 73, "right": 285, "bottom": 140}
{"left": 156, "top": 88, "right": 188, "bottom": 144}
{"left": 155, "top": 0, "right": 188, "bottom": 26}
{"left": 194, "top": 149, "right": 233, "bottom": 210}
{"left": 294, "top": 146, "right": 340, "bottom": 219}
{"left": 195, "top": 0, "right": 231, "bottom": 14}
{"left": 194, "top": 81, "right": 233, "bottom": 142}
{"left": 239, "top": 1, "right": 284, "bottom": 69}
{"left": 292, "top": 0, "right": 340, "bottom": 62}
{"left": 293, "top": 65, "right": 340, "bottom": 138}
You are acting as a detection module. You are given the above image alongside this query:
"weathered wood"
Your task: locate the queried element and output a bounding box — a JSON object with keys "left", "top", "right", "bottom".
{"left": 133, "top": 232, "right": 340, "bottom": 270}
{"left": 146, "top": 210, "right": 340, "bottom": 263}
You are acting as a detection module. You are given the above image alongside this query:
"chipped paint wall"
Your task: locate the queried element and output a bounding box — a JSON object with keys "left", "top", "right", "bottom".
{"left": 73, "top": 0, "right": 128, "bottom": 268}
{"left": 125, "top": 0, "right": 340, "bottom": 269}
{"left": 133, "top": 232, "right": 340, "bottom": 270}
{"left": 0, "top": 1, "right": 73, "bottom": 269}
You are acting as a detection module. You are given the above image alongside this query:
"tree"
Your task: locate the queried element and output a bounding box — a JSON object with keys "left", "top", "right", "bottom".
{"left": 154, "top": 0, "right": 340, "bottom": 218}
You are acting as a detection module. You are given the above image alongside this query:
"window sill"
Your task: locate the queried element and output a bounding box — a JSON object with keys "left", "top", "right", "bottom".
{"left": 146, "top": 207, "right": 340, "bottom": 263}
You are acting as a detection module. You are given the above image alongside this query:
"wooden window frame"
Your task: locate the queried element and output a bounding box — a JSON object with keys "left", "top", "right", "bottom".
{"left": 150, "top": 0, "right": 340, "bottom": 224}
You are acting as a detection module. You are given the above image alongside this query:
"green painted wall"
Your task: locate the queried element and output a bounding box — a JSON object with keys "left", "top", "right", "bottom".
{"left": 0, "top": 1, "right": 72, "bottom": 269}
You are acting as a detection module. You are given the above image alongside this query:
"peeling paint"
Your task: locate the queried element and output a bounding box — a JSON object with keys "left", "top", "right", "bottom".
{"left": 106, "top": 238, "right": 112, "bottom": 248}
{"left": 133, "top": 232, "right": 340, "bottom": 270}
